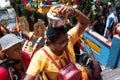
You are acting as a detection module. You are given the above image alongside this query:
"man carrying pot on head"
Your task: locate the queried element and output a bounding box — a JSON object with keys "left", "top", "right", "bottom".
{"left": 24, "top": 5, "right": 90, "bottom": 80}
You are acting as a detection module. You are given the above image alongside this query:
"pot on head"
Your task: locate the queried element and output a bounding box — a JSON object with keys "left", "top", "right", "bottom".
{"left": 47, "top": 5, "right": 68, "bottom": 28}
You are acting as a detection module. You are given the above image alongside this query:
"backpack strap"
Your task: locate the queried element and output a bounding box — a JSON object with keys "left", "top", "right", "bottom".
{"left": 42, "top": 48, "right": 71, "bottom": 70}
{"left": 65, "top": 49, "right": 71, "bottom": 63}
{"left": 42, "top": 48, "right": 61, "bottom": 70}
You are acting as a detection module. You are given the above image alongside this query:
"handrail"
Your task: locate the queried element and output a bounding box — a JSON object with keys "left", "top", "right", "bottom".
{"left": 85, "top": 29, "right": 111, "bottom": 48}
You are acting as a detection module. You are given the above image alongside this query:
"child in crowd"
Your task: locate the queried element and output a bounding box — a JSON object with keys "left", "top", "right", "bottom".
{"left": 0, "top": 34, "right": 31, "bottom": 80}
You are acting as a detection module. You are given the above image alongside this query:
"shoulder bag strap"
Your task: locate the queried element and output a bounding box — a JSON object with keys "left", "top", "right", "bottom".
{"left": 57, "top": 50, "right": 71, "bottom": 67}
{"left": 65, "top": 49, "right": 70, "bottom": 63}
{"left": 42, "top": 48, "right": 61, "bottom": 70}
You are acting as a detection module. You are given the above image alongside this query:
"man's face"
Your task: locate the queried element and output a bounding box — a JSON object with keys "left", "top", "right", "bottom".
{"left": 117, "top": 9, "right": 120, "bottom": 14}
{"left": 95, "top": 0, "right": 101, "bottom": 6}
{"left": 3, "top": 43, "right": 22, "bottom": 60}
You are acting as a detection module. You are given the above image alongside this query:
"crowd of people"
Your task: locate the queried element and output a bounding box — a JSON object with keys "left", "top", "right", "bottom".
{"left": 86, "top": 0, "right": 120, "bottom": 41}
{"left": 0, "top": 0, "right": 120, "bottom": 80}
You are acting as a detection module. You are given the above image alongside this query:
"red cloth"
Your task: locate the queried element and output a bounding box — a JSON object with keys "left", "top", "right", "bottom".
{"left": 75, "top": 41, "right": 85, "bottom": 52}
{"left": 22, "top": 51, "right": 31, "bottom": 69}
{"left": 0, "top": 67, "right": 9, "bottom": 80}
{"left": 0, "top": 51, "right": 31, "bottom": 80}
{"left": 74, "top": 0, "right": 79, "bottom": 5}
{"left": 23, "top": 0, "right": 28, "bottom": 4}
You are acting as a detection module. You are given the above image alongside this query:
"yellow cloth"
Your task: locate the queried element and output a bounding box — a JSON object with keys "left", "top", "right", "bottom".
{"left": 79, "top": 67, "right": 89, "bottom": 80}
{"left": 26, "top": 27, "right": 80, "bottom": 80}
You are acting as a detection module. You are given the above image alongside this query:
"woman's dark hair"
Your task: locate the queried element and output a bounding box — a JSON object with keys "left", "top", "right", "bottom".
{"left": 79, "top": 53, "right": 89, "bottom": 65}
{"left": 95, "top": 13, "right": 102, "bottom": 20}
{"left": 79, "top": 53, "right": 94, "bottom": 68}
{"left": 116, "top": 4, "right": 120, "bottom": 11}
{"left": 46, "top": 26, "right": 67, "bottom": 42}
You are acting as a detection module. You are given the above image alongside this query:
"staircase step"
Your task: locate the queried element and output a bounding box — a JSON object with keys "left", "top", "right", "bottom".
{"left": 101, "top": 67, "right": 120, "bottom": 80}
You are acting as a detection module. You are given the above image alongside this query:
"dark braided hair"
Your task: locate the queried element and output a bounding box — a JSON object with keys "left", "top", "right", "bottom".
{"left": 46, "top": 26, "right": 67, "bottom": 43}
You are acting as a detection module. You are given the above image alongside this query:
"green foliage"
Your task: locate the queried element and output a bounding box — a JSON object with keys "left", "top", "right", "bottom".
{"left": 77, "top": 0, "right": 92, "bottom": 18}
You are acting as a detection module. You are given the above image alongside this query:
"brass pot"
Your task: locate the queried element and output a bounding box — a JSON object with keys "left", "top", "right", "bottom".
{"left": 47, "top": 10, "right": 68, "bottom": 28}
